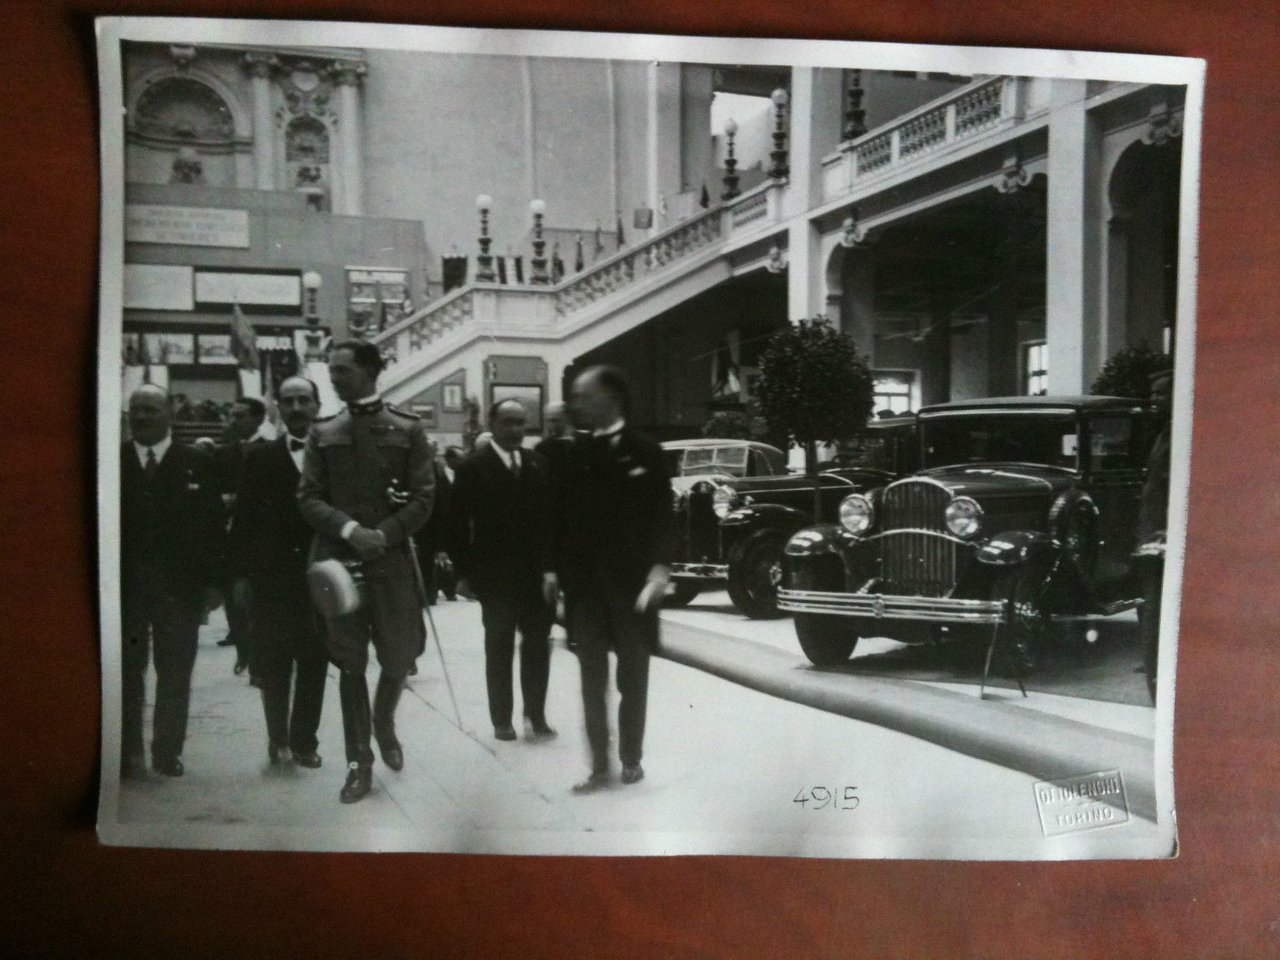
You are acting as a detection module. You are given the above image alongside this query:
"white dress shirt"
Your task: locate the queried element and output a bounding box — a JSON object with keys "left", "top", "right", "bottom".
{"left": 285, "top": 433, "right": 307, "bottom": 472}
{"left": 133, "top": 434, "right": 173, "bottom": 469}
{"left": 492, "top": 443, "right": 522, "bottom": 473}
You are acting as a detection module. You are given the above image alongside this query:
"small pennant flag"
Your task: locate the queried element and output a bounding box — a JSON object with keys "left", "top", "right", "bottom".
{"left": 700, "top": 183, "right": 710, "bottom": 208}
{"left": 615, "top": 211, "right": 626, "bottom": 249}
{"left": 230, "top": 300, "right": 260, "bottom": 372}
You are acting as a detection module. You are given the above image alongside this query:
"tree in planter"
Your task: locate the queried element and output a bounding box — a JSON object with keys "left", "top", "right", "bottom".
{"left": 701, "top": 410, "right": 753, "bottom": 440}
{"left": 756, "top": 317, "right": 874, "bottom": 516}
{"left": 1091, "top": 342, "right": 1172, "bottom": 399}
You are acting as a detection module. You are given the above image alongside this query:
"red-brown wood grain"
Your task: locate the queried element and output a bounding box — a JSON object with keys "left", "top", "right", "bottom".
{"left": 0, "top": 2, "right": 1276, "bottom": 956}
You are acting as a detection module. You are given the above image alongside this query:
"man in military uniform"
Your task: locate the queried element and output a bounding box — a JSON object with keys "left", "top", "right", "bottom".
{"left": 298, "top": 340, "right": 435, "bottom": 803}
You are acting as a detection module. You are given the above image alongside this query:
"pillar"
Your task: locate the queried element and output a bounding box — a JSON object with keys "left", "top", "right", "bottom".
{"left": 786, "top": 220, "right": 822, "bottom": 322}
{"left": 840, "top": 246, "right": 876, "bottom": 360}
{"left": 646, "top": 62, "right": 681, "bottom": 233}
{"left": 1044, "top": 80, "right": 1102, "bottom": 393}
{"left": 243, "top": 53, "right": 276, "bottom": 191}
{"left": 785, "top": 67, "right": 844, "bottom": 216}
{"left": 332, "top": 61, "right": 367, "bottom": 216}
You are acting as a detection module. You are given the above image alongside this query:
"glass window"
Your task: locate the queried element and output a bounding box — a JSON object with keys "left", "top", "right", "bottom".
{"left": 1089, "top": 416, "right": 1138, "bottom": 472}
{"left": 345, "top": 268, "right": 411, "bottom": 337}
{"left": 873, "top": 372, "right": 914, "bottom": 415}
{"left": 920, "top": 412, "right": 1080, "bottom": 469}
{"left": 1024, "top": 341, "right": 1048, "bottom": 396}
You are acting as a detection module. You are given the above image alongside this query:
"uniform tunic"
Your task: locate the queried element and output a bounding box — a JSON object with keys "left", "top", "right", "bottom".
{"left": 298, "top": 403, "right": 435, "bottom": 676}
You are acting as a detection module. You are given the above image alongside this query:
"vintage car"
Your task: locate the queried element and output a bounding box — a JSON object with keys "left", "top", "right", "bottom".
{"left": 716, "top": 417, "right": 917, "bottom": 618}
{"left": 662, "top": 438, "right": 788, "bottom": 606}
{"left": 661, "top": 419, "right": 916, "bottom": 617}
{"left": 776, "top": 396, "right": 1163, "bottom": 672}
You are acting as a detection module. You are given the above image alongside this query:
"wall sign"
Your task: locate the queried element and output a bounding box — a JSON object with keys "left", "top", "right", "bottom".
{"left": 123, "top": 263, "right": 194, "bottom": 311}
{"left": 125, "top": 204, "right": 250, "bottom": 248}
{"left": 195, "top": 271, "right": 301, "bottom": 307}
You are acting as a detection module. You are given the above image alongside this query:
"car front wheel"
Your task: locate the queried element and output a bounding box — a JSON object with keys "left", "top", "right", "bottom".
{"left": 727, "top": 531, "right": 787, "bottom": 620}
{"left": 796, "top": 614, "right": 858, "bottom": 666}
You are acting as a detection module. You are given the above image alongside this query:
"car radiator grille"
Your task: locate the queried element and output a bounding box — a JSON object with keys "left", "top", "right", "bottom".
{"left": 879, "top": 480, "right": 955, "bottom": 598}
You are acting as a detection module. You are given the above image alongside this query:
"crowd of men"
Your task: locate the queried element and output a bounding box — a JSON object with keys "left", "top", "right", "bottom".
{"left": 120, "top": 341, "right": 675, "bottom": 803}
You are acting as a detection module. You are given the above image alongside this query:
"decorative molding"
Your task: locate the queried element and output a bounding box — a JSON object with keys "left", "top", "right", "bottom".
{"left": 995, "top": 147, "right": 1032, "bottom": 195}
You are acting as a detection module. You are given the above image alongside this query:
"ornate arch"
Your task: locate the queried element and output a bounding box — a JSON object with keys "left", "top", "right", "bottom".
{"left": 127, "top": 65, "right": 251, "bottom": 144}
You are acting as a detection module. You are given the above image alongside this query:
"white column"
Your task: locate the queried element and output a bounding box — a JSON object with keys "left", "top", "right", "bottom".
{"left": 244, "top": 53, "right": 276, "bottom": 190}
{"left": 785, "top": 67, "right": 843, "bottom": 216}
{"left": 333, "top": 61, "right": 367, "bottom": 216}
{"left": 645, "top": 62, "right": 681, "bottom": 234}
{"left": 1044, "top": 80, "right": 1102, "bottom": 394}
{"left": 786, "top": 220, "right": 823, "bottom": 322}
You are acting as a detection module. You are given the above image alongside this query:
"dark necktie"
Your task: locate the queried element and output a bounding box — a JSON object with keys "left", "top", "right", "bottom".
{"left": 144, "top": 448, "right": 158, "bottom": 481}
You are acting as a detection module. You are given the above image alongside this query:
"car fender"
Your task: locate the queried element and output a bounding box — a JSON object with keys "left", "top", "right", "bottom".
{"left": 975, "top": 530, "right": 1056, "bottom": 567}
{"left": 783, "top": 524, "right": 857, "bottom": 557}
{"left": 721, "top": 501, "right": 808, "bottom": 533}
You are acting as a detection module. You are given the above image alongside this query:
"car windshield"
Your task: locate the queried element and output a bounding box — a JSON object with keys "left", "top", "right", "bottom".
{"left": 920, "top": 412, "right": 1080, "bottom": 470}
{"left": 668, "top": 445, "right": 751, "bottom": 478}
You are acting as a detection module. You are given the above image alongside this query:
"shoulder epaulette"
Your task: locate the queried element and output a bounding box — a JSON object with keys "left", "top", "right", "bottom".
{"left": 384, "top": 403, "right": 420, "bottom": 420}
{"left": 313, "top": 412, "right": 341, "bottom": 424}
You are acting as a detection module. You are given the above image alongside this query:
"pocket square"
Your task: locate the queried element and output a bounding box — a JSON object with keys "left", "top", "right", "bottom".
{"left": 628, "top": 466, "right": 647, "bottom": 477}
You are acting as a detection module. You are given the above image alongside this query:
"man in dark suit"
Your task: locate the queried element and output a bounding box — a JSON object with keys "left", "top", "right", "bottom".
{"left": 299, "top": 340, "right": 435, "bottom": 804}
{"left": 413, "top": 444, "right": 455, "bottom": 606}
{"left": 449, "top": 399, "right": 559, "bottom": 742}
{"left": 120, "top": 385, "right": 226, "bottom": 779}
{"left": 215, "top": 396, "right": 269, "bottom": 674}
{"left": 229, "top": 377, "right": 328, "bottom": 769}
{"left": 554, "top": 366, "right": 675, "bottom": 792}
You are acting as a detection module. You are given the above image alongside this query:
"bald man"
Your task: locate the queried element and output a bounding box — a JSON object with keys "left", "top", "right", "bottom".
{"left": 229, "top": 377, "right": 329, "bottom": 769}
{"left": 120, "top": 386, "right": 226, "bottom": 779}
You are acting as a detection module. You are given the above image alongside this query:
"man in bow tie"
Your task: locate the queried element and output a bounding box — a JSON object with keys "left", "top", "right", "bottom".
{"left": 553, "top": 366, "right": 675, "bottom": 792}
{"left": 448, "top": 398, "right": 559, "bottom": 742}
{"left": 229, "top": 377, "right": 328, "bottom": 770}
{"left": 298, "top": 340, "right": 435, "bottom": 803}
{"left": 119, "top": 385, "right": 226, "bottom": 780}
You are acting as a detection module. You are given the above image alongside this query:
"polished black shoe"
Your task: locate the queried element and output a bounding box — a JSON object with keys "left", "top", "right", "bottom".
{"left": 292, "top": 750, "right": 322, "bottom": 769}
{"left": 378, "top": 739, "right": 404, "bottom": 772}
{"left": 621, "top": 764, "right": 645, "bottom": 785}
{"left": 339, "top": 763, "right": 372, "bottom": 803}
{"left": 571, "top": 770, "right": 611, "bottom": 794}
{"left": 152, "top": 756, "right": 185, "bottom": 777}
{"left": 527, "top": 721, "right": 558, "bottom": 741}
{"left": 267, "top": 743, "right": 290, "bottom": 766}
{"left": 494, "top": 724, "right": 518, "bottom": 742}
{"left": 121, "top": 753, "right": 147, "bottom": 781}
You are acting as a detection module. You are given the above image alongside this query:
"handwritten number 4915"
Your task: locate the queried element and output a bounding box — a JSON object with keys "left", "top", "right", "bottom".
{"left": 793, "top": 786, "right": 859, "bottom": 810}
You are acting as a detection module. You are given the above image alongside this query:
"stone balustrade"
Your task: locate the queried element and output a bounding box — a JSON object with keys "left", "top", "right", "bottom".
{"left": 822, "top": 75, "right": 1024, "bottom": 202}
{"left": 373, "top": 187, "right": 782, "bottom": 369}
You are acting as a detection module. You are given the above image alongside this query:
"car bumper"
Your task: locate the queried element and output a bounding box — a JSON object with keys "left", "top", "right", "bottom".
{"left": 776, "top": 588, "right": 1005, "bottom": 625}
{"left": 670, "top": 562, "right": 729, "bottom": 581}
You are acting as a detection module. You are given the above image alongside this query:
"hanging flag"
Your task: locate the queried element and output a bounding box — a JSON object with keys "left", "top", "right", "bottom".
{"left": 615, "top": 211, "right": 626, "bottom": 249}
{"left": 574, "top": 235, "right": 585, "bottom": 272}
{"left": 700, "top": 183, "right": 711, "bottom": 209}
{"left": 229, "top": 301, "right": 260, "bottom": 372}
{"left": 513, "top": 256, "right": 524, "bottom": 284}
{"left": 634, "top": 207, "right": 653, "bottom": 230}
{"left": 496, "top": 256, "right": 508, "bottom": 285}
{"left": 593, "top": 223, "right": 605, "bottom": 260}
{"left": 551, "top": 242, "right": 565, "bottom": 283}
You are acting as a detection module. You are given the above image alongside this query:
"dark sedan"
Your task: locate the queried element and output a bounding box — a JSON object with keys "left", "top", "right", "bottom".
{"left": 777, "top": 396, "right": 1163, "bottom": 672}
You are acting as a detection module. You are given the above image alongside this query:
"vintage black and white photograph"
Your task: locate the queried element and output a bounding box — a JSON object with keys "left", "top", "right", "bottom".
{"left": 95, "top": 18, "right": 1202, "bottom": 857}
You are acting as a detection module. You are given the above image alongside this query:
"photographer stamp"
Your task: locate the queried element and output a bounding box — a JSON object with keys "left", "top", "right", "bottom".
{"left": 1035, "top": 771, "right": 1130, "bottom": 837}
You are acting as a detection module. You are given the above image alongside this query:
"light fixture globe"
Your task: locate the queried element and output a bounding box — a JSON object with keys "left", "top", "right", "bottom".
{"left": 475, "top": 193, "right": 493, "bottom": 211}
{"left": 771, "top": 87, "right": 789, "bottom": 107}
{"left": 301, "top": 270, "right": 323, "bottom": 291}
{"left": 529, "top": 198, "right": 547, "bottom": 216}
{"left": 725, "top": 117, "right": 738, "bottom": 137}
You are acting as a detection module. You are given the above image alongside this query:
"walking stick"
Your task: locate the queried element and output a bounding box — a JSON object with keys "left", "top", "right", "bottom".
{"left": 407, "top": 537, "right": 465, "bottom": 730}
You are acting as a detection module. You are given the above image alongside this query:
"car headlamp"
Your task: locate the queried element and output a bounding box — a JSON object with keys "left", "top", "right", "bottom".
{"left": 711, "top": 484, "right": 739, "bottom": 518}
{"left": 945, "top": 497, "right": 983, "bottom": 538}
{"left": 838, "top": 493, "right": 874, "bottom": 535}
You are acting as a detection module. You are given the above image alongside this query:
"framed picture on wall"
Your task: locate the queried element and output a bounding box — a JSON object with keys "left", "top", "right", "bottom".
{"left": 410, "top": 402, "right": 437, "bottom": 427}
{"left": 490, "top": 383, "right": 543, "bottom": 432}
{"left": 442, "top": 382, "right": 464, "bottom": 412}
